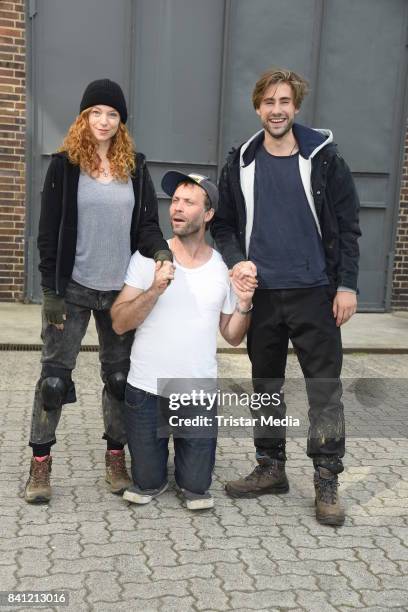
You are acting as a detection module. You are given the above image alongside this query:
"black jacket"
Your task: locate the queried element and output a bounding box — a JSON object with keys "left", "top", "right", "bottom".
{"left": 211, "top": 124, "right": 361, "bottom": 291}
{"left": 37, "top": 151, "right": 169, "bottom": 296}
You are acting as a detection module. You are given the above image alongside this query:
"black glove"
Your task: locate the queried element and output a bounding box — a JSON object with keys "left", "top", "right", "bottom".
{"left": 42, "top": 287, "right": 66, "bottom": 325}
{"left": 154, "top": 249, "right": 173, "bottom": 264}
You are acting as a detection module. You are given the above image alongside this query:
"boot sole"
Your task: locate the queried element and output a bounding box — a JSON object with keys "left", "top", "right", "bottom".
{"left": 110, "top": 487, "right": 128, "bottom": 495}
{"left": 315, "top": 498, "right": 345, "bottom": 526}
{"left": 225, "top": 482, "right": 289, "bottom": 499}
{"left": 24, "top": 494, "right": 51, "bottom": 504}
{"left": 316, "top": 513, "right": 345, "bottom": 526}
{"left": 105, "top": 478, "right": 132, "bottom": 495}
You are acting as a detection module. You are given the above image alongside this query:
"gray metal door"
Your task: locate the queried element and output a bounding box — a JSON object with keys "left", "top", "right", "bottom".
{"left": 27, "top": 0, "right": 408, "bottom": 311}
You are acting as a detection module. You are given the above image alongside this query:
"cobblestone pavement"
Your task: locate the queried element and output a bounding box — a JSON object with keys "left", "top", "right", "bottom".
{"left": 0, "top": 351, "right": 407, "bottom": 612}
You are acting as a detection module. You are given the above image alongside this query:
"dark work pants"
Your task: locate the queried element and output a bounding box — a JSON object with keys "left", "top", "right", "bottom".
{"left": 29, "top": 280, "right": 134, "bottom": 450}
{"left": 247, "top": 286, "right": 345, "bottom": 474}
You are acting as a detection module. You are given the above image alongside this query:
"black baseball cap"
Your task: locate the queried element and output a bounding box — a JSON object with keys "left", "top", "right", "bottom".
{"left": 161, "top": 171, "right": 219, "bottom": 211}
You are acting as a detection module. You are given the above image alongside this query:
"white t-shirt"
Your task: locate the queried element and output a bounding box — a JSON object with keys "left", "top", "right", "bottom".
{"left": 124, "top": 247, "right": 236, "bottom": 395}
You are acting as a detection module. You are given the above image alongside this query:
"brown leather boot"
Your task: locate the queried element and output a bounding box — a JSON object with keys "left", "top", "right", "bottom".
{"left": 314, "top": 467, "right": 345, "bottom": 526}
{"left": 225, "top": 459, "right": 289, "bottom": 498}
{"left": 24, "top": 456, "right": 52, "bottom": 503}
{"left": 105, "top": 450, "right": 132, "bottom": 494}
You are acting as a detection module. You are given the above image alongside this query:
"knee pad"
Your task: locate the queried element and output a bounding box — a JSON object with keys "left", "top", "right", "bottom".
{"left": 40, "top": 376, "right": 68, "bottom": 412}
{"left": 106, "top": 371, "right": 127, "bottom": 401}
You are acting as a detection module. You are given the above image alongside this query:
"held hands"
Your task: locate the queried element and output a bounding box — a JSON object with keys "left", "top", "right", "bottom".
{"left": 230, "top": 271, "right": 255, "bottom": 312}
{"left": 333, "top": 291, "right": 357, "bottom": 327}
{"left": 231, "top": 261, "right": 258, "bottom": 293}
{"left": 150, "top": 260, "right": 175, "bottom": 296}
{"left": 230, "top": 261, "right": 357, "bottom": 326}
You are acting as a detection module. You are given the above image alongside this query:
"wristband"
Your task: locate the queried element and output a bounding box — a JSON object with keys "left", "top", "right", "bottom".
{"left": 235, "top": 303, "right": 253, "bottom": 315}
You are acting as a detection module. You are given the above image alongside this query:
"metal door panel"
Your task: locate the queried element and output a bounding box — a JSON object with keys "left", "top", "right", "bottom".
{"left": 220, "top": 0, "right": 318, "bottom": 161}
{"left": 27, "top": 0, "right": 132, "bottom": 301}
{"left": 132, "top": 0, "right": 225, "bottom": 164}
{"left": 315, "top": 0, "right": 406, "bottom": 172}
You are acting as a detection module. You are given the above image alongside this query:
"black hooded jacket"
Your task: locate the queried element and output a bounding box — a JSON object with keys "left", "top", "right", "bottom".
{"left": 37, "top": 151, "right": 169, "bottom": 296}
{"left": 211, "top": 124, "right": 361, "bottom": 291}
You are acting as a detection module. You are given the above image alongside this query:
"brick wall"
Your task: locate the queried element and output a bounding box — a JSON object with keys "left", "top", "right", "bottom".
{"left": 392, "top": 125, "right": 408, "bottom": 311}
{"left": 0, "top": 1, "right": 25, "bottom": 301}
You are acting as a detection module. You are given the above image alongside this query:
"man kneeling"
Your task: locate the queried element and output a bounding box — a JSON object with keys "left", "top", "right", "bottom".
{"left": 111, "top": 172, "right": 255, "bottom": 509}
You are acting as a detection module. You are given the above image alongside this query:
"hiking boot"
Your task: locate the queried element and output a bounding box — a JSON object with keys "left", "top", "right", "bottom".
{"left": 24, "top": 456, "right": 52, "bottom": 503}
{"left": 123, "top": 481, "right": 168, "bottom": 505}
{"left": 225, "top": 459, "right": 289, "bottom": 498}
{"left": 105, "top": 450, "right": 132, "bottom": 494}
{"left": 314, "top": 467, "right": 345, "bottom": 526}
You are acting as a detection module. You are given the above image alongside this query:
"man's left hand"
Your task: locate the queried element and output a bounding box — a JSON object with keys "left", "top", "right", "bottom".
{"left": 333, "top": 291, "right": 357, "bottom": 327}
{"left": 230, "top": 272, "right": 255, "bottom": 308}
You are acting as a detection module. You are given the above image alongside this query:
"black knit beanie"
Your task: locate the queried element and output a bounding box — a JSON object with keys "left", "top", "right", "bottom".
{"left": 79, "top": 79, "right": 128, "bottom": 124}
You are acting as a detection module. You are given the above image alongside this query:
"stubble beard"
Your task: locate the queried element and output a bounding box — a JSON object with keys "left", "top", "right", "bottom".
{"left": 171, "top": 220, "right": 202, "bottom": 237}
{"left": 263, "top": 115, "right": 294, "bottom": 140}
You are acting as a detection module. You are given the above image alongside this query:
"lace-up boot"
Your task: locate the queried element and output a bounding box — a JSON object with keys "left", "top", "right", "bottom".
{"left": 24, "top": 456, "right": 52, "bottom": 503}
{"left": 105, "top": 450, "right": 132, "bottom": 494}
{"left": 314, "top": 466, "right": 345, "bottom": 526}
{"left": 225, "top": 458, "right": 289, "bottom": 498}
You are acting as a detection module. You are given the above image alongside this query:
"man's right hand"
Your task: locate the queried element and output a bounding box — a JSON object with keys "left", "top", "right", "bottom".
{"left": 150, "top": 260, "right": 175, "bottom": 295}
{"left": 231, "top": 261, "right": 258, "bottom": 292}
{"left": 42, "top": 287, "right": 66, "bottom": 330}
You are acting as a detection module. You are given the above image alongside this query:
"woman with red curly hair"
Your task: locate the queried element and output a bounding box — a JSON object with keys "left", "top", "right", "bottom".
{"left": 24, "top": 79, "right": 172, "bottom": 503}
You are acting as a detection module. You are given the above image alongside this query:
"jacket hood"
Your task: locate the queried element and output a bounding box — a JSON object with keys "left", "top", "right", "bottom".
{"left": 51, "top": 151, "right": 68, "bottom": 160}
{"left": 240, "top": 123, "right": 334, "bottom": 166}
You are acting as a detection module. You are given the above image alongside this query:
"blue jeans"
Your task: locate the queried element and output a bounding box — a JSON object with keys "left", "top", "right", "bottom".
{"left": 124, "top": 384, "right": 217, "bottom": 495}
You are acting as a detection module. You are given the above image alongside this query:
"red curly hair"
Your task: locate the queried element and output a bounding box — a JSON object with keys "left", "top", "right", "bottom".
{"left": 59, "top": 109, "right": 136, "bottom": 181}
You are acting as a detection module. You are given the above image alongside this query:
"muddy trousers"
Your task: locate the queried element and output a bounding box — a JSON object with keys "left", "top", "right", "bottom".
{"left": 247, "top": 286, "right": 345, "bottom": 475}
{"left": 29, "top": 280, "right": 134, "bottom": 452}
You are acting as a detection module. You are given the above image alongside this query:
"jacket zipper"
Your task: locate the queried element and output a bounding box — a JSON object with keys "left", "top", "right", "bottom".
{"left": 228, "top": 161, "right": 247, "bottom": 248}
{"left": 55, "top": 160, "right": 69, "bottom": 296}
{"left": 132, "top": 158, "right": 145, "bottom": 248}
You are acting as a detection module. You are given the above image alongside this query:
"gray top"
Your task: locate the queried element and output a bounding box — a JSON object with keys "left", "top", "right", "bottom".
{"left": 72, "top": 172, "right": 135, "bottom": 291}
